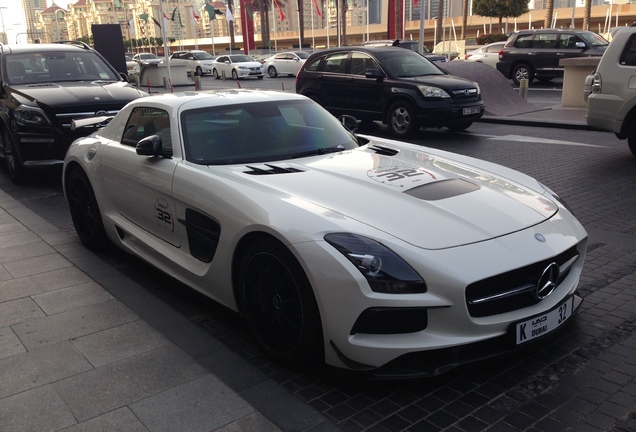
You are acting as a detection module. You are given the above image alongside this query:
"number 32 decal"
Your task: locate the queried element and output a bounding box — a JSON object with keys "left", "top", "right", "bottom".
{"left": 155, "top": 197, "right": 174, "bottom": 232}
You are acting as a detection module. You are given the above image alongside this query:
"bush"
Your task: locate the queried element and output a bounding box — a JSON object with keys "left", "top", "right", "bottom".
{"left": 476, "top": 33, "right": 509, "bottom": 45}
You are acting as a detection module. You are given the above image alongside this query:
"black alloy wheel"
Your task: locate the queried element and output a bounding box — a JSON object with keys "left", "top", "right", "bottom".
{"left": 66, "top": 167, "right": 108, "bottom": 249}
{"left": 3, "top": 131, "right": 26, "bottom": 184}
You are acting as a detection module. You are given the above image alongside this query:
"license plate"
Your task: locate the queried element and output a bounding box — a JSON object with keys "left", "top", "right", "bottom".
{"left": 463, "top": 107, "right": 481, "bottom": 115}
{"left": 515, "top": 295, "right": 579, "bottom": 344}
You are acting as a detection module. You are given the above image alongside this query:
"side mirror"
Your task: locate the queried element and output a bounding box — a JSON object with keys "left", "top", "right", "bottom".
{"left": 136, "top": 135, "right": 163, "bottom": 156}
{"left": 575, "top": 41, "right": 586, "bottom": 49}
{"left": 365, "top": 68, "right": 385, "bottom": 80}
{"left": 339, "top": 115, "right": 359, "bottom": 133}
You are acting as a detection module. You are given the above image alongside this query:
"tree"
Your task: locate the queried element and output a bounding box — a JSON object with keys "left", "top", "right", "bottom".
{"left": 544, "top": 0, "right": 554, "bottom": 29}
{"left": 472, "top": 0, "right": 529, "bottom": 33}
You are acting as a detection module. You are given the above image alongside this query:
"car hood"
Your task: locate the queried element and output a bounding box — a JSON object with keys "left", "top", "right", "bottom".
{"left": 9, "top": 81, "right": 145, "bottom": 108}
{"left": 405, "top": 73, "right": 479, "bottom": 89}
{"left": 229, "top": 140, "right": 558, "bottom": 250}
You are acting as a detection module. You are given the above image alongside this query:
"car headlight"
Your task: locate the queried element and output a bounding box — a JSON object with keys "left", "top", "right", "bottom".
{"left": 238, "top": 66, "right": 249, "bottom": 70}
{"left": 417, "top": 85, "right": 450, "bottom": 99}
{"left": 325, "top": 233, "right": 426, "bottom": 294}
{"left": 15, "top": 105, "right": 51, "bottom": 126}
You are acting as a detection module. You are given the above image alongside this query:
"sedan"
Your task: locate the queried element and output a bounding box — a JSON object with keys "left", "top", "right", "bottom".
{"left": 64, "top": 90, "right": 587, "bottom": 377}
{"left": 263, "top": 51, "right": 310, "bottom": 77}
{"left": 464, "top": 41, "right": 506, "bottom": 68}
{"left": 132, "top": 52, "right": 163, "bottom": 66}
{"left": 212, "top": 54, "right": 264, "bottom": 80}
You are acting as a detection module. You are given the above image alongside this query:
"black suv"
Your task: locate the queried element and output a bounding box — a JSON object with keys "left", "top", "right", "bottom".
{"left": 0, "top": 41, "right": 146, "bottom": 183}
{"left": 296, "top": 46, "right": 484, "bottom": 137}
{"left": 362, "top": 40, "right": 447, "bottom": 63}
{"left": 496, "top": 29, "right": 609, "bottom": 85}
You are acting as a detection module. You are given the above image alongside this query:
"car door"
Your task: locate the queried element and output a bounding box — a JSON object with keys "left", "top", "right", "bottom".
{"left": 215, "top": 55, "right": 229, "bottom": 76}
{"left": 317, "top": 51, "right": 350, "bottom": 114}
{"left": 344, "top": 52, "right": 385, "bottom": 119}
{"left": 558, "top": 33, "right": 588, "bottom": 64}
{"left": 277, "top": 53, "right": 295, "bottom": 75}
{"left": 99, "top": 106, "right": 181, "bottom": 247}
{"left": 529, "top": 32, "right": 559, "bottom": 73}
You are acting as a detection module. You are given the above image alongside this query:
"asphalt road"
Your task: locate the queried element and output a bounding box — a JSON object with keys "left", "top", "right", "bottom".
{"left": 1, "top": 86, "right": 635, "bottom": 431}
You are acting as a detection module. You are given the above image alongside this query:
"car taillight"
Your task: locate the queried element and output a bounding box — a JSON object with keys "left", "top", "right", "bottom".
{"left": 498, "top": 49, "right": 503, "bottom": 59}
{"left": 465, "top": 53, "right": 472, "bottom": 60}
{"left": 591, "top": 73, "right": 602, "bottom": 93}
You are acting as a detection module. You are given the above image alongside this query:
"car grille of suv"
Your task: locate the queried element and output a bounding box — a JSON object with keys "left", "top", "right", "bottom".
{"left": 451, "top": 88, "right": 480, "bottom": 101}
{"left": 465, "top": 245, "right": 580, "bottom": 317}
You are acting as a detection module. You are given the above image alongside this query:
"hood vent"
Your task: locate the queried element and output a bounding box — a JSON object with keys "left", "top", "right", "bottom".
{"left": 404, "top": 178, "right": 480, "bottom": 201}
{"left": 368, "top": 145, "right": 400, "bottom": 156}
{"left": 244, "top": 164, "right": 304, "bottom": 175}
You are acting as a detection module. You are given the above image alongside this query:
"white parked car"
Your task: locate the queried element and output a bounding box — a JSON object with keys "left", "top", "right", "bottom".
{"left": 212, "top": 54, "right": 264, "bottom": 80}
{"left": 464, "top": 42, "right": 506, "bottom": 68}
{"left": 263, "top": 51, "right": 310, "bottom": 77}
{"left": 64, "top": 90, "right": 587, "bottom": 376}
{"left": 170, "top": 50, "right": 216, "bottom": 76}
{"left": 132, "top": 52, "right": 162, "bottom": 65}
{"left": 125, "top": 53, "right": 140, "bottom": 78}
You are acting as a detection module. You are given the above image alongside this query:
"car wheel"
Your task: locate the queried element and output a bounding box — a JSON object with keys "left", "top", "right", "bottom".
{"left": 268, "top": 66, "right": 278, "bottom": 78}
{"left": 238, "top": 237, "right": 323, "bottom": 367}
{"left": 447, "top": 121, "right": 473, "bottom": 132}
{"left": 195, "top": 66, "right": 203, "bottom": 77}
{"left": 212, "top": 69, "right": 220, "bottom": 79}
{"left": 512, "top": 63, "right": 534, "bottom": 86}
{"left": 627, "top": 119, "right": 636, "bottom": 157}
{"left": 536, "top": 76, "right": 553, "bottom": 83}
{"left": 66, "top": 166, "right": 108, "bottom": 249}
{"left": 387, "top": 101, "right": 418, "bottom": 138}
{"left": 3, "top": 131, "right": 26, "bottom": 184}
{"left": 232, "top": 69, "right": 239, "bottom": 80}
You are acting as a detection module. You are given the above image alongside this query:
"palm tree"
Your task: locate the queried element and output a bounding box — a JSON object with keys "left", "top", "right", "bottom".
{"left": 461, "top": 0, "right": 468, "bottom": 40}
{"left": 544, "top": 0, "right": 554, "bottom": 29}
{"left": 583, "top": 0, "right": 591, "bottom": 30}
{"left": 436, "top": 0, "right": 444, "bottom": 49}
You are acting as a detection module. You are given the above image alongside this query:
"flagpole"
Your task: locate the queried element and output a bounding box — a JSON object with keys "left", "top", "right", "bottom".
{"left": 158, "top": 0, "right": 172, "bottom": 87}
{"left": 272, "top": 0, "right": 277, "bottom": 52}
{"left": 310, "top": 0, "right": 314, "bottom": 49}
{"left": 296, "top": 1, "right": 301, "bottom": 50}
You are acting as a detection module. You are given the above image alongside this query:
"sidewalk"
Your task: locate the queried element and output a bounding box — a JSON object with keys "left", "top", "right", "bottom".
{"left": 480, "top": 104, "right": 593, "bottom": 130}
{"left": 0, "top": 188, "right": 332, "bottom": 431}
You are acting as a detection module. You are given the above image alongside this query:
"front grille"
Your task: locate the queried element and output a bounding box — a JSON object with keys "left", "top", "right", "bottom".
{"left": 465, "top": 245, "right": 580, "bottom": 317}
{"left": 451, "top": 88, "right": 480, "bottom": 101}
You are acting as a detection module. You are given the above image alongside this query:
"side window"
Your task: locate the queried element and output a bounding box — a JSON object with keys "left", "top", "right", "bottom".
{"left": 304, "top": 57, "right": 321, "bottom": 71}
{"left": 619, "top": 34, "right": 636, "bottom": 66}
{"left": 515, "top": 34, "right": 534, "bottom": 48}
{"left": 532, "top": 33, "right": 557, "bottom": 49}
{"left": 349, "top": 52, "right": 375, "bottom": 76}
{"left": 560, "top": 34, "right": 582, "bottom": 49}
{"left": 323, "top": 52, "right": 348, "bottom": 73}
{"left": 122, "top": 107, "right": 172, "bottom": 155}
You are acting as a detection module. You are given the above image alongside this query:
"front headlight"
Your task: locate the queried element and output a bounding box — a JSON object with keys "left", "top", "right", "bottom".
{"left": 325, "top": 233, "right": 426, "bottom": 294}
{"left": 238, "top": 66, "right": 249, "bottom": 70}
{"left": 15, "top": 105, "right": 51, "bottom": 126}
{"left": 417, "top": 85, "right": 451, "bottom": 99}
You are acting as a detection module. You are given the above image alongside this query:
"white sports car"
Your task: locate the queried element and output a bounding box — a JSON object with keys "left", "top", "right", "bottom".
{"left": 63, "top": 90, "right": 587, "bottom": 377}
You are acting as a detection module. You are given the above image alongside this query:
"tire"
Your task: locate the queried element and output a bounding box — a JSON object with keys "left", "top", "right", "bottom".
{"left": 536, "top": 76, "right": 553, "bottom": 83}
{"left": 268, "top": 66, "right": 278, "bottom": 78}
{"left": 627, "top": 119, "right": 636, "bottom": 157}
{"left": 511, "top": 63, "right": 534, "bottom": 86}
{"left": 3, "top": 131, "right": 26, "bottom": 184}
{"left": 232, "top": 69, "right": 239, "bottom": 80}
{"left": 238, "top": 237, "right": 323, "bottom": 367}
{"left": 212, "top": 69, "right": 220, "bottom": 79}
{"left": 387, "top": 100, "right": 418, "bottom": 138}
{"left": 195, "top": 66, "right": 203, "bottom": 77}
{"left": 65, "top": 166, "right": 108, "bottom": 249}
{"left": 447, "top": 121, "right": 473, "bottom": 132}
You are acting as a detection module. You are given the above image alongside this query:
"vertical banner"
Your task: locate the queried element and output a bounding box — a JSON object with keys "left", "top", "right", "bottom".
{"left": 239, "top": 0, "right": 255, "bottom": 53}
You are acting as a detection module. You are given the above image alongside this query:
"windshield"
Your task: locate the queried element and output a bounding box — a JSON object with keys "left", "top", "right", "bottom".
{"left": 139, "top": 53, "right": 159, "bottom": 59}
{"left": 377, "top": 51, "right": 444, "bottom": 78}
{"left": 193, "top": 52, "right": 215, "bottom": 60}
{"left": 579, "top": 31, "right": 609, "bottom": 47}
{"left": 296, "top": 52, "right": 310, "bottom": 59}
{"left": 229, "top": 55, "right": 254, "bottom": 63}
{"left": 4, "top": 51, "right": 121, "bottom": 85}
{"left": 181, "top": 99, "right": 359, "bottom": 165}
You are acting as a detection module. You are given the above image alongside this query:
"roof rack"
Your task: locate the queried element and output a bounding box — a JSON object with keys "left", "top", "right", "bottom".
{"left": 55, "top": 40, "right": 92, "bottom": 50}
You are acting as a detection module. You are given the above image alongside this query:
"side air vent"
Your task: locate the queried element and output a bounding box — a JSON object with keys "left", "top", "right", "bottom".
{"left": 244, "top": 164, "right": 304, "bottom": 175}
{"left": 368, "top": 145, "right": 399, "bottom": 156}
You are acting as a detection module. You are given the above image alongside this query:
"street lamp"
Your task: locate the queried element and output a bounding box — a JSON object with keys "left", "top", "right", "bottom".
{"left": 0, "top": 7, "right": 7, "bottom": 44}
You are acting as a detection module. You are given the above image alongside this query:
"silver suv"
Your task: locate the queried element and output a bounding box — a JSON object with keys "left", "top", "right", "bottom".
{"left": 169, "top": 50, "right": 216, "bottom": 76}
{"left": 586, "top": 25, "right": 636, "bottom": 156}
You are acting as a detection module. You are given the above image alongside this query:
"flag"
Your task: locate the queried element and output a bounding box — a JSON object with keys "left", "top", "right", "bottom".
{"left": 414, "top": 0, "right": 418, "bottom": 6}
{"left": 151, "top": 17, "right": 162, "bottom": 28}
{"left": 192, "top": 9, "right": 200, "bottom": 20}
{"left": 273, "top": 0, "right": 285, "bottom": 21}
{"left": 139, "top": 13, "right": 149, "bottom": 23}
{"left": 312, "top": 0, "right": 322, "bottom": 17}
{"left": 129, "top": 18, "right": 136, "bottom": 37}
{"left": 244, "top": 3, "right": 253, "bottom": 20}
{"left": 204, "top": 3, "right": 223, "bottom": 20}
{"left": 171, "top": 7, "right": 178, "bottom": 21}
{"left": 163, "top": 11, "right": 170, "bottom": 30}
{"left": 225, "top": 4, "right": 234, "bottom": 24}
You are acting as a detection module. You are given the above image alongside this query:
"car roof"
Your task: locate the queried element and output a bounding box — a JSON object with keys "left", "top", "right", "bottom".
{"left": 309, "top": 46, "right": 407, "bottom": 55}
{"left": 512, "top": 28, "right": 594, "bottom": 35}
{"left": 0, "top": 43, "right": 93, "bottom": 54}
{"left": 127, "top": 89, "right": 309, "bottom": 111}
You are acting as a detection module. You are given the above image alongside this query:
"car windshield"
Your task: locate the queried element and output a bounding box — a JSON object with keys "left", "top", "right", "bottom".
{"left": 377, "top": 51, "right": 444, "bottom": 77}
{"left": 296, "top": 52, "right": 310, "bottom": 59}
{"left": 139, "top": 53, "right": 159, "bottom": 59}
{"left": 579, "top": 32, "right": 609, "bottom": 47}
{"left": 229, "top": 55, "right": 254, "bottom": 63}
{"left": 181, "top": 99, "right": 359, "bottom": 165}
{"left": 4, "top": 51, "right": 121, "bottom": 85}
{"left": 193, "top": 52, "right": 215, "bottom": 60}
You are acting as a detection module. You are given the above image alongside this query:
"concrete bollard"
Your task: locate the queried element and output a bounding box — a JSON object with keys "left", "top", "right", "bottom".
{"left": 135, "top": 75, "right": 140, "bottom": 88}
{"left": 194, "top": 75, "right": 201, "bottom": 91}
{"left": 519, "top": 78, "right": 529, "bottom": 100}
{"left": 163, "top": 76, "right": 169, "bottom": 90}
{"left": 221, "top": 70, "right": 226, "bottom": 81}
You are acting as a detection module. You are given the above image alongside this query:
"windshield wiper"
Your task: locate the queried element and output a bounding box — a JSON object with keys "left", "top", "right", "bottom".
{"left": 292, "top": 145, "right": 345, "bottom": 159}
